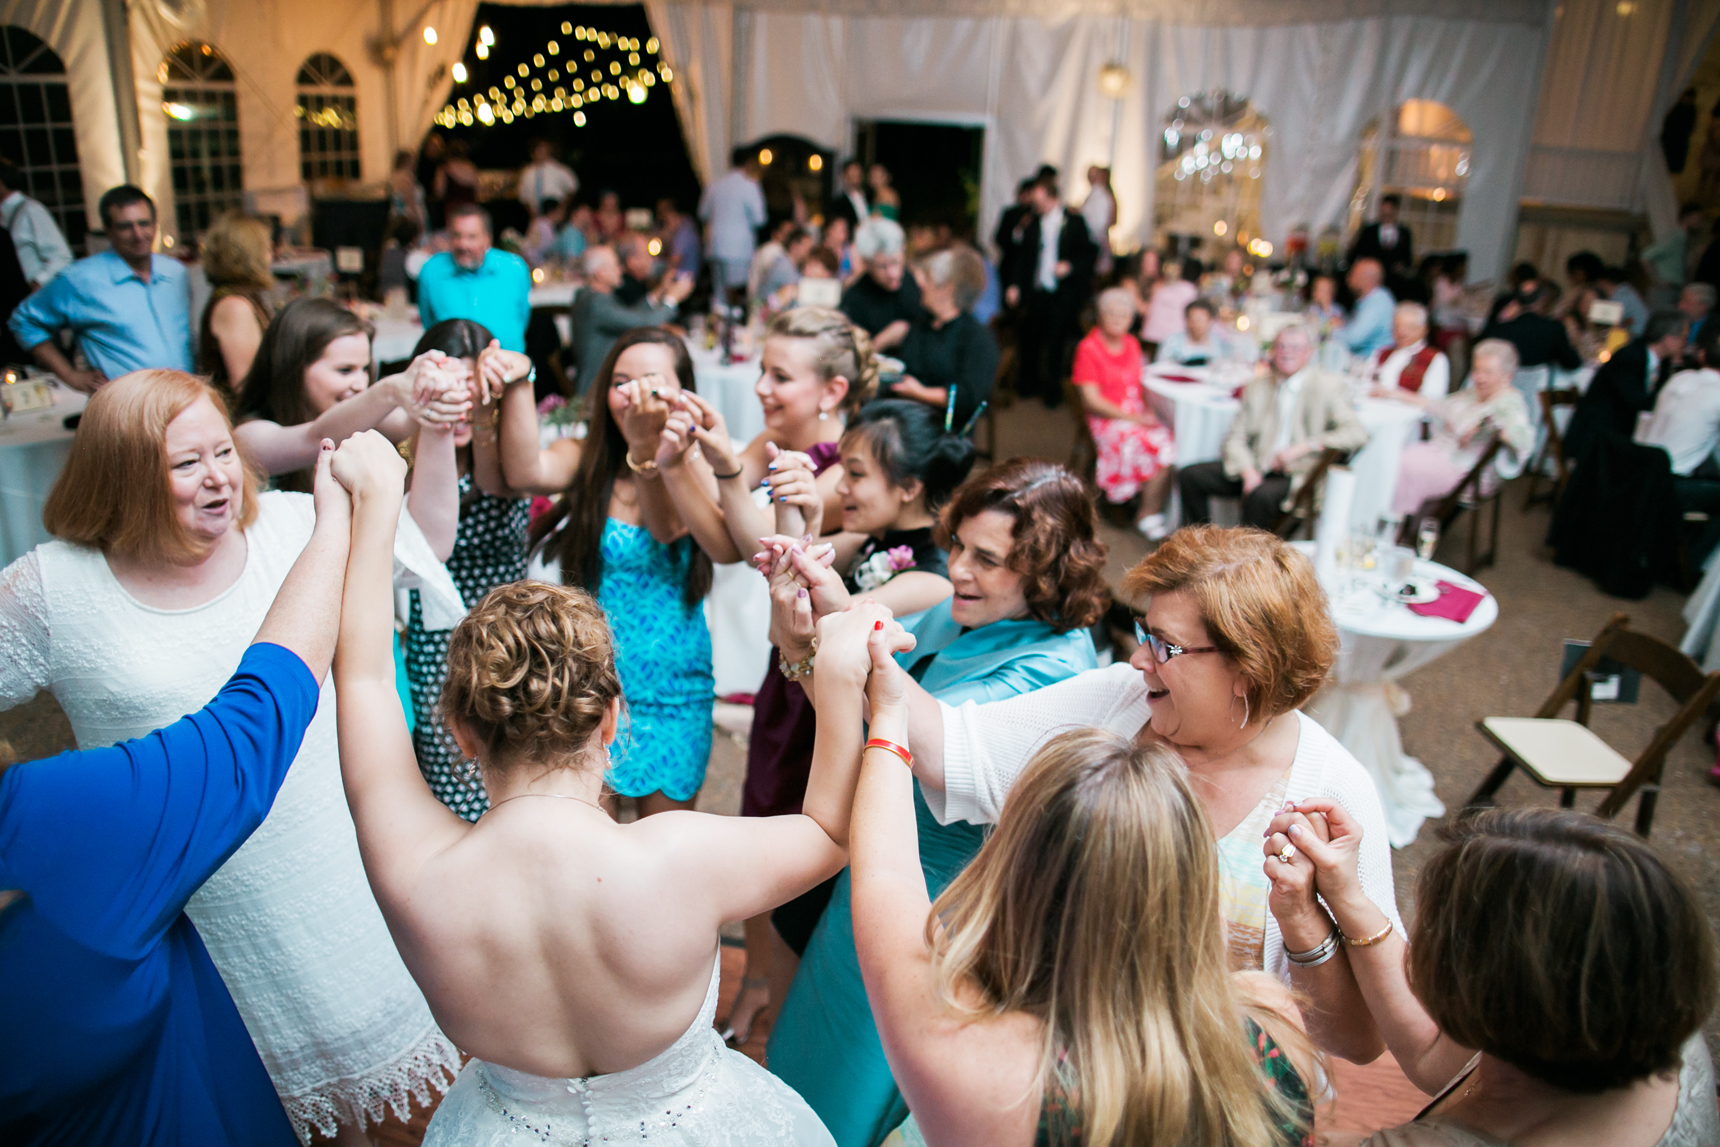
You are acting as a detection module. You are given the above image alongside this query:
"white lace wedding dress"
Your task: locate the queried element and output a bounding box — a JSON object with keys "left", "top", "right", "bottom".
{"left": 0, "top": 491, "right": 469, "bottom": 1141}
{"left": 424, "top": 956, "right": 836, "bottom": 1146}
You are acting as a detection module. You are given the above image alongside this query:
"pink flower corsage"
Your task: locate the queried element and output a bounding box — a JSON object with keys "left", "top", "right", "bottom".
{"left": 853, "top": 545, "right": 919, "bottom": 592}
{"left": 885, "top": 545, "right": 916, "bottom": 571}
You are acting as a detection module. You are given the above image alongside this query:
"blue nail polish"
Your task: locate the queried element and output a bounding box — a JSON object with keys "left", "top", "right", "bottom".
{"left": 768, "top": 462, "right": 778, "bottom": 471}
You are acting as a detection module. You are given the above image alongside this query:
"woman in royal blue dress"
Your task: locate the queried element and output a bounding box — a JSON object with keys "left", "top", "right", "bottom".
{"left": 498, "top": 327, "right": 719, "bottom": 816}
{"left": 756, "top": 458, "right": 1110, "bottom": 1146}
{"left": 0, "top": 432, "right": 402, "bottom": 1146}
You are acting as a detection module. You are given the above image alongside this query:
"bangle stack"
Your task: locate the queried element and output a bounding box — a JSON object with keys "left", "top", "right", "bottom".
{"left": 1284, "top": 928, "right": 1342, "bottom": 968}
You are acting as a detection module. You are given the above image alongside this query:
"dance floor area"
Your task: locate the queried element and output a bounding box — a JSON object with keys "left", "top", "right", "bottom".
{"left": 6, "top": 397, "right": 1718, "bottom": 1143}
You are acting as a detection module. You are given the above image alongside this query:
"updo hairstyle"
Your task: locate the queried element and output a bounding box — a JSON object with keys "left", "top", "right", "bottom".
{"left": 441, "top": 581, "right": 623, "bottom": 770}
{"left": 843, "top": 398, "right": 977, "bottom": 512}
{"left": 765, "top": 306, "right": 879, "bottom": 416}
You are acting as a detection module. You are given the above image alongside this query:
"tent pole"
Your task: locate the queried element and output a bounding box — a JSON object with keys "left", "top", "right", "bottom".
{"left": 380, "top": 0, "right": 402, "bottom": 160}
{"left": 100, "top": 0, "right": 143, "bottom": 186}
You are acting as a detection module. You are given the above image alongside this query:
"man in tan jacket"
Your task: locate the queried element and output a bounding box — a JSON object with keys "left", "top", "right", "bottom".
{"left": 1178, "top": 324, "right": 1370, "bottom": 528}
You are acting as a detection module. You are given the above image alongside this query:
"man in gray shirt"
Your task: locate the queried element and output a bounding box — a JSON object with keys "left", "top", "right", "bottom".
{"left": 568, "top": 246, "right": 692, "bottom": 391}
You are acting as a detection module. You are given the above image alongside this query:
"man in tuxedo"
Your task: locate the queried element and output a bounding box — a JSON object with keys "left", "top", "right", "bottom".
{"left": 1348, "top": 194, "right": 1413, "bottom": 281}
{"left": 1479, "top": 282, "right": 1583, "bottom": 370}
{"left": 1564, "top": 310, "right": 1690, "bottom": 462}
{"left": 828, "top": 160, "right": 868, "bottom": 232}
{"left": 992, "top": 178, "right": 1038, "bottom": 308}
{"left": 1006, "top": 175, "right": 1097, "bottom": 407}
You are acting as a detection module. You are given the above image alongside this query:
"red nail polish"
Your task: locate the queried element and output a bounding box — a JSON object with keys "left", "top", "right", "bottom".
{"left": 874, "top": 620, "right": 883, "bottom": 630}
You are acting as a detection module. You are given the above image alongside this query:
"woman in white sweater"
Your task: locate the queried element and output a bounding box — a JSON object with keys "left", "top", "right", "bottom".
{"left": 805, "top": 525, "right": 1399, "bottom": 1063}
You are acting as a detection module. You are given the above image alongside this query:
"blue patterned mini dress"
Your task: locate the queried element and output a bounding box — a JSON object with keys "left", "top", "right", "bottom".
{"left": 597, "top": 518, "right": 714, "bottom": 801}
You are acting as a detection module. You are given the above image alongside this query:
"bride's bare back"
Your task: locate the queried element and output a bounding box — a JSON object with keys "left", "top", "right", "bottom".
{"left": 333, "top": 569, "right": 872, "bottom": 1079}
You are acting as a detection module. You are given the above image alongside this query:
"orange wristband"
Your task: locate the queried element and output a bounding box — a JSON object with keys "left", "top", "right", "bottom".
{"left": 864, "top": 737, "right": 913, "bottom": 769}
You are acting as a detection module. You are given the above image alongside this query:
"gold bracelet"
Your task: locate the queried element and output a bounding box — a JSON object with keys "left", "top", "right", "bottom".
{"left": 778, "top": 636, "right": 818, "bottom": 681}
{"left": 624, "top": 450, "right": 660, "bottom": 475}
{"left": 1340, "top": 920, "right": 1394, "bottom": 947}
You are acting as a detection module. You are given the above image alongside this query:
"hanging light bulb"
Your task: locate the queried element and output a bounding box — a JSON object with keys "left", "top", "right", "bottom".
{"left": 451, "top": 62, "right": 467, "bottom": 83}
{"left": 422, "top": 26, "right": 438, "bottom": 44}
{"left": 475, "top": 44, "right": 489, "bottom": 60}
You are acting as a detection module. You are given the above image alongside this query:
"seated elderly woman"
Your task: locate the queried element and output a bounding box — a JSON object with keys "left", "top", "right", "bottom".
{"left": 760, "top": 459, "right": 1107, "bottom": 1145}
{"left": 1367, "top": 302, "right": 1451, "bottom": 403}
{"left": 1390, "top": 337, "right": 1534, "bottom": 518}
{"left": 1155, "top": 298, "right": 1237, "bottom": 366}
{"left": 1074, "top": 287, "right": 1176, "bottom": 537}
{"left": 841, "top": 218, "right": 922, "bottom": 352}
{"left": 889, "top": 246, "right": 999, "bottom": 431}
{"left": 1265, "top": 803, "right": 1716, "bottom": 1147}
{"left": 809, "top": 525, "right": 1401, "bottom": 1064}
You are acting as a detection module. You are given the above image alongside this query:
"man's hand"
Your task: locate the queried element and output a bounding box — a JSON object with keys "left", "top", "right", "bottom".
{"left": 654, "top": 271, "right": 695, "bottom": 307}
{"left": 1004, "top": 285, "right": 1020, "bottom": 309}
{"left": 1241, "top": 466, "right": 1264, "bottom": 495}
{"left": 874, "top": 319, "right": 910, "bottom": 351}
{"left": 1054, "top": 259, "right": 1072, "bottom": 279}
{"left": 61, "top": 367, "right": 106, "bottom": 394}
{"left": 1268, "top": 442, "right": 1314, "bottom": 472}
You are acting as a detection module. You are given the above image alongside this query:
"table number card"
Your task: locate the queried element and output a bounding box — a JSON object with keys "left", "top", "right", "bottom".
{"left": 0, "top": 378, "right": 53, "bottom": 416}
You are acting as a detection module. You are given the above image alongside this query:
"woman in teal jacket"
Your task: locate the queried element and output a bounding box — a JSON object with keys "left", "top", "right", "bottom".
{"left": 762, "top": 458, "right": 1111, "bottom": 1147}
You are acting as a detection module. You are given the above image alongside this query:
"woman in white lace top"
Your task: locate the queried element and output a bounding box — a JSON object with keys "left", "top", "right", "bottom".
{"left": 0, "top": 371, "right": 468, "bottom": 1143}
{"left": 807, "top": 526, "right": 1401, "bottom": 1064}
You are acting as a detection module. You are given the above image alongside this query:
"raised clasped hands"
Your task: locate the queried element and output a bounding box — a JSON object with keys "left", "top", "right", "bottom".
{"left": 1261, "top": 797, "right": 1368, "bottom": 945}
{"left": 762, "top": 443, "right": 825, "bottom": 535}
{"left": 327, "top": 428, "right": 409, "bottom": 506}
{"left": 615, "top": 374, "right": 680, "bottom": 457}
{"left": 812, "top": 601, "right": 915, "bottom": 715}
{"left": 399, "top": 350, "right": 473, "bottom": 427}
{"left": 661, "top": 391, "right": 736, "bottom": 473}
{"left": 475, "top": 339, "right": 532, "bottom": 404}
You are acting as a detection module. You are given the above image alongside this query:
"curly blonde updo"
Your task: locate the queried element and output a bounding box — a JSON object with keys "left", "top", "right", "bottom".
{"left": 440, "top": 581, "right": 623, "bottom": 769}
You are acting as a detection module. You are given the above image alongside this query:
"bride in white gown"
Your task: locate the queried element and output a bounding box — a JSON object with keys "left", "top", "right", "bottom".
{"left": 331, "top": 462, "right": 907, "bottom": 1145}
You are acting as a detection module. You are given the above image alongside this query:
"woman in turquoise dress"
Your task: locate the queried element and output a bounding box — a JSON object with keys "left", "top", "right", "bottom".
{"left": 499, "top": 327, "right": 719, "bottom": 815}
{"left": 761, "top": 458, "right": 1111, "bottom": 1146}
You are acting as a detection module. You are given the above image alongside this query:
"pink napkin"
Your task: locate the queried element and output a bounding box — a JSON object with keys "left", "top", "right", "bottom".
{"left": 1157, "top": 372, "right": 1200, "bottom": 383}
{"left": 1408, "top": 580, "right": 1484, "bottom": 623}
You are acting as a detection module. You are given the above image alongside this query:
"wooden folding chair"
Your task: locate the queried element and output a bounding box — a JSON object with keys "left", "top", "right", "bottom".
{"left": 1400, "top": 436, "right": 1504, "bottom": 574}
{"left": 1465, "top": 613, "right": 1720, "bottom": 836}
{"left": 1272, "top": 448, "right": 1345, "bottom": 540}
{"left": 1063, "top": 379, "right": 1099, "bottom": 487}
{"left": 1522, "top": 387, "right": 1582, "bottom": 510}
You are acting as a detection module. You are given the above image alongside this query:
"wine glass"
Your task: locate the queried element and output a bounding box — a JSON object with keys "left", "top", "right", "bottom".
{"left": 1416, "top": 517, "right": 1441, "bottom": 561}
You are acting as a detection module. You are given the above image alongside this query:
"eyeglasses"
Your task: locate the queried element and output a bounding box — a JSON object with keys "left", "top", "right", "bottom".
{"left": 1134, "top": 620, "right": 1223, "bottom": 665}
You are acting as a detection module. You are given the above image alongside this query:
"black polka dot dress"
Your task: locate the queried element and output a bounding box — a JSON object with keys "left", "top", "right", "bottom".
{"left": 404, "top": 472, "right": 530, "bottom": 820}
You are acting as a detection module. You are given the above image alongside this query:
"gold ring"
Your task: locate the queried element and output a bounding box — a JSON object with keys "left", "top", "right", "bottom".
{"left": 1276, "top": 845, "right": 1296, "bottom": 865}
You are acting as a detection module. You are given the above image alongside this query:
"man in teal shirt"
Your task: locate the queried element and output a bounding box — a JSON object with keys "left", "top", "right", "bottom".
{"left": 417, "top": 203, "right": 532, "bottom": 351}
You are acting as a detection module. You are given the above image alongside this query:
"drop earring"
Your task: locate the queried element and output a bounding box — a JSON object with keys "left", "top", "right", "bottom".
{"left": 1238, "top": 694, "right": 1250, "bottom": 729}
{"left": 817, "top": 407, "right": 829, "bottom": 421}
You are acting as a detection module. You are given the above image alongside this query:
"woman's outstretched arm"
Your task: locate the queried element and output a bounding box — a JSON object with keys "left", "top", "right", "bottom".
{"left": 331, "top": 430, "right": 470, "bottom": 905}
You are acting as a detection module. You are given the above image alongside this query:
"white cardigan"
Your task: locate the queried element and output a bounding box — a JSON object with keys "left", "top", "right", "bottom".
{"left": 929, "top": 663, "right": 1405, "bottom": 980}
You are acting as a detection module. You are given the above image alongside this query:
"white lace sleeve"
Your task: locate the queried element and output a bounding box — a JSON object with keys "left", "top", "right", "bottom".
{"left": 0, "top": 550, "right": 51, "bottom": 710}
{"left": 933, "top": 664, "right": 1150, "bottom": 826}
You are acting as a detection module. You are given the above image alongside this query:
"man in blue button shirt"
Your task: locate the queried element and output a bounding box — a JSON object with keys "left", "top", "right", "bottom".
{"left": 1336, "top": 257, "right": 1396, "bottom": 360}
{"left": 417, "top": 203, "right": 532, "bottom": 351}
{"left": 9, "top": 185, "right": 192, "bottom": 393}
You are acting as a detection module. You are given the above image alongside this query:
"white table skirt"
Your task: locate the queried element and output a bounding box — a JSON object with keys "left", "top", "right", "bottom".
{"left": 690, "top": 348, "right": 765, "bottom": 445}
{"left": 1300, "top": 549, "right": 1498, "bottom": 847}
{"left": 1144, "top": 370, "right": 1422, "bottom": 530}
{"left": 0, "top": 381, "right": 87, "bottom": 567}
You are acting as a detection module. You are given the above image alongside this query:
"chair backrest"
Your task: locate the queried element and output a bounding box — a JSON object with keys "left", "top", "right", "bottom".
{"left": 1063, "top": 379, "right": 1098, "bottom": 483}
{"left": 1539, "top": 387, "right": 1582, "bottom": 466}
{"left": 1428, "top": 435, "right": 1504, "bottom": 522}
{"left": 1273, "top": 447, "right": 1344, "bottom": 539}
{"left": 1514, "top": 366, "right": 1552, "bottom": 425}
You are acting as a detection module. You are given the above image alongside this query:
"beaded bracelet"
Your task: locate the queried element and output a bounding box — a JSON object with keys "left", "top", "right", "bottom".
{"left": 1341, "top": 920, "right": 1395, "bottom": 948}
{"left": 1284, "top": 929, "right": 1342, "bottom": 968}
{"left": 779, "top": 641, "right": 817, "bottom": 682}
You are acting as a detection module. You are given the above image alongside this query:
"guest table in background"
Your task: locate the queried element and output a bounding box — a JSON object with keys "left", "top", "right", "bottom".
{"left": 0, "top": 377, "right": 84, "bottom": 566}
{"left": 1295, "top": 541, "right": 1498, "bottom": 847}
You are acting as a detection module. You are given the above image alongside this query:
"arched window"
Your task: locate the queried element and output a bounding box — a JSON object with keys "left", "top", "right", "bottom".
{"left": 1154, "top": 90, "right": 1270, "bottom": 261}
{"left": 0, "top": 27, "right": 85, "bottom": 251}
{"left": 295, "top": 53, "right": 359, "bottom": 183}
{"left": 160, "top": 41, "right": 243, "bottom": 237}
{"left": 1350, "top": 100, "right": 1472, "bottom": 256}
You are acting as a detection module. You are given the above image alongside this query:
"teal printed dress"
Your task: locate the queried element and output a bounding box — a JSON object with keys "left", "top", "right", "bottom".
{"left": 768, "top": 600, "right": 1097, "bottom": 1147}
{"left": 598, "top": 518, "right": 714, "bottom": 801}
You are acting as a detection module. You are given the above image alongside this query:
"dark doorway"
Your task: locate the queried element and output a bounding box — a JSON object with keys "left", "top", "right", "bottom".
{"left": 856, "top": 120, "right": 984, "bottom": 237}
{"left": 434, "top": 3, "right": 702, "bottom": 215}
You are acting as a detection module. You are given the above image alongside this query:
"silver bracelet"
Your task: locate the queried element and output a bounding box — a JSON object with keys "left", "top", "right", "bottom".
{"left": 1284, "top": 928, "right": 1342, "bottom": 968}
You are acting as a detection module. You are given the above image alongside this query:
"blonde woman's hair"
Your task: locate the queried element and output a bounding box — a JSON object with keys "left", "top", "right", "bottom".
{"left": 203, "top": 210, "right": 274, "bottom": 289}
{"left": 441, "top": 581, "right": 623, "bottom": 771}
{"left": 928, "top": 729, "right": 1312, "bottom": 1147}
{"left": 1097, "top": 286, "right": 1137, "bottom": 318}
{"left": 42, "top": 369, "right": 262, "bottom": 565}
{"left": 764, "top": 306, "right": 879, "bottom": 415}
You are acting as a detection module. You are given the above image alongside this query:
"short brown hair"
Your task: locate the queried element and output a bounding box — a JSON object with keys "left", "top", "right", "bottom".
{"left": 203, "top": 210, "right": 274, "bottom": 289}
{"left": 1410, "top": 808, "right": 1717, "bottom": 1094}
{"left": 441, "top": 581, "right": 624, "bottom": 770}
{"left": 1122, "top": 526, "right": 1335, "bottom": 717}
{"left": 936, "top": 458, "right": 1107, "bottom": 632}
{"left": 42, "top": 370, "right": 261, "bottom": 565}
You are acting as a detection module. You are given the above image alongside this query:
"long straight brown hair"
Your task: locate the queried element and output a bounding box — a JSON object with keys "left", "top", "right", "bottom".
{"left": 927, "top": 729, "right": 1314, "bottom": 1147}
{"left": 528, "top": 327, "right": 711, "bottom": 605}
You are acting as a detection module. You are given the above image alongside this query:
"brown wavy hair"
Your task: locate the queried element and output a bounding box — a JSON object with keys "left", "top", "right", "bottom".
{"left": 928, "top": 729, "right": 1315, "bottom": 1147}
{"left": 1410, "top": 808, "right": 1717, "bottom": 1094}
{"left": 527, "top": 327, "right": 711, "bottom": 605}
{"left": 1122, "top": 526, "right": 1335, "bottom": 718}
{"left": 441, "top": 581, "right": 623, "bottom": 770}
{"left": 43, "top": 369, "right": 262, "bottom": 565}
{"left": 935, "top": 458, "right": 1106, "bottom": 632}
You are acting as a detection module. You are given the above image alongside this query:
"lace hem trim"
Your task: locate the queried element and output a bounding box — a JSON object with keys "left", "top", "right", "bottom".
{"left": 280, "top": 1027, "right": 464, "bottom": 1143}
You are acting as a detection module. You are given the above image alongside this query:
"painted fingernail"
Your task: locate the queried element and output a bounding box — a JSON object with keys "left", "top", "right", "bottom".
{"left": 768, "top": 462, "right": 778, "bottom": 471}
{"left": 778, "top": 496, "right": 787, "bottom": 503}
{"left": 802, "top": 534, "right": 812, "bottom": 544}
{"left": 874, "top": 620, "right": 884, "bottom": 630}
{"left": 798, "top": 588, "right": 808, "bottom": 599}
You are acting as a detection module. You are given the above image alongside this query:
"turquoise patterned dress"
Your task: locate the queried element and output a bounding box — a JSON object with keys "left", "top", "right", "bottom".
{"left": 767, "top": 601, "right": 1097, "bottom": 1146}
{"left": 597, "top": 518, "right": 714, "bottom": 801}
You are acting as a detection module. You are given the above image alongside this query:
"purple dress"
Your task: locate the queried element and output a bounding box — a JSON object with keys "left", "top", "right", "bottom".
{"left": 742, "top": 441, "right": 842, "bottom": 818}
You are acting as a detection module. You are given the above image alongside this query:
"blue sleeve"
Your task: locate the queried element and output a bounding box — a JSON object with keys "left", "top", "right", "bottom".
{"left": 7, "top": 268, "right": 67, "bottom": 349}
{"left": 930, "top": 649, "right": 1091, "bottom": 709}
{"left": 417, "top": 263, "right": 438, "bottom": 328}
{"left": 0, "top": 643, "right": 318, "bottom": 959}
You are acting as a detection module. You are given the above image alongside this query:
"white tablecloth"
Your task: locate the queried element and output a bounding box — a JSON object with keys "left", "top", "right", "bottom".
{"left": 0, "top": 380, "right": 87, "bottom": 567}
{"left": 373, "top": 317, "right": 424, "bottom": 364}
{"left": 1298, "top": 547, "right": 1499, "bottom": 846}
{"left": 528, "top": 282, "right": 579, "bottom": 309}
{"left": 689, "top": 347, "right": 765, "bottom": 445}
{"left": 1143, "top": 366, "right": 1422, "bottom": 529}
{"left": 1681, "top": 554, "right": 1720, "bottom": 673}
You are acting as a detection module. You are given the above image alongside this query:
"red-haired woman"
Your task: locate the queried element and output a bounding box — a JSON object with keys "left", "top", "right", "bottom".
{"left": 0, "top": 370, "right": 467, "bottom": 1143}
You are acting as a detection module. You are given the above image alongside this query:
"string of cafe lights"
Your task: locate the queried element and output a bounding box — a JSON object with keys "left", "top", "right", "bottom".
{"left": 432, "top": 21, "right": 672, "bottom": 131}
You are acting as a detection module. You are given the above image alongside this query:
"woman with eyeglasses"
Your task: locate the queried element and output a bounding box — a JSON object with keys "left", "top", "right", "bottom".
{"left": 811, "top": 524, "right": 1403, "bottom": 1066}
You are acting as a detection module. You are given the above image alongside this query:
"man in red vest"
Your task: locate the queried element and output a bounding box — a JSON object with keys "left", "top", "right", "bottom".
{"left": 1368, "top": 301, "right": 1451, "bottom": 403}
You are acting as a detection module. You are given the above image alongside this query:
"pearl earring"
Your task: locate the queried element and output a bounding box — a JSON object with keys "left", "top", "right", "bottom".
{"left": 818, "top": 408, "right": 829, "bottom": 421}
